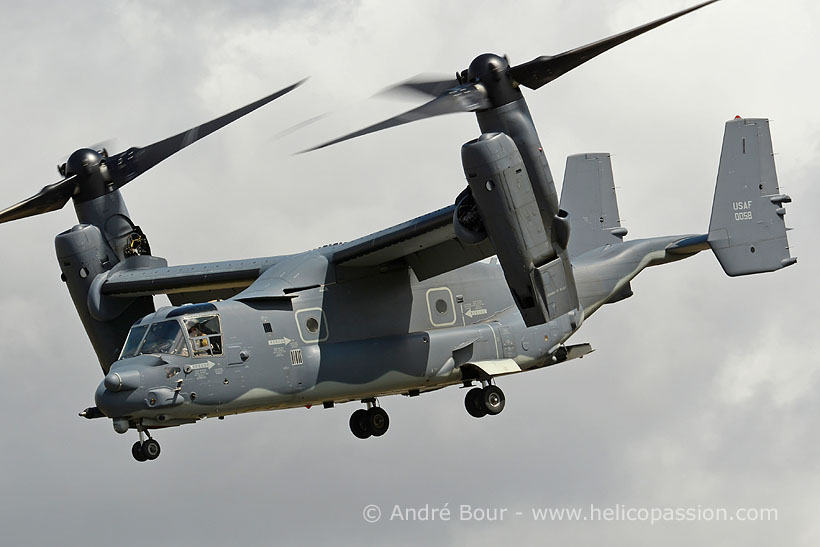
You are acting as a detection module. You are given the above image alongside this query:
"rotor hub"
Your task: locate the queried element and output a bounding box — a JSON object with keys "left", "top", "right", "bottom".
{"left": 64, "top": 148, "right": 112, "bottom": 203}
{"left": 467, "top": 53, "right": 519, "bottom": 107}
{"left": 65, "top": 148, "right": 104, "bottom": 176}
{"left": 467, "top": 53, "right": 509, "bottom": 83}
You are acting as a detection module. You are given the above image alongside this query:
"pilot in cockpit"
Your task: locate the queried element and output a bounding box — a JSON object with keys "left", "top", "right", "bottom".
{"left": 188, "top": 324, "right": 212, "bottom": 355}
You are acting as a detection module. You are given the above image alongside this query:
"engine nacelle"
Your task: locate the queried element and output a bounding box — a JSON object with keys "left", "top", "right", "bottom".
{"left": 56, "top": 221, "right": 158, "bottom": 374}
{"left": 461, "top": 132, "right": 576, "bottom": 326}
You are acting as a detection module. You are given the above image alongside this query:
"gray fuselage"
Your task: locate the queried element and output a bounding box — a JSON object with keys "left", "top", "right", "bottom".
{"left": 94, "top": 233, "right": 700, "bottom": 429}
{"left": 97, "top": 257, "right": 574, "bottom": 427}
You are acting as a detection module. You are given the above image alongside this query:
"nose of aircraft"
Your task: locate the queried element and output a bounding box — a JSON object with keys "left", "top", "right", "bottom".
{"left": 103, "top": 369, "right": 141, "bottom": 391}
{"left": 95, "top": 355, "right": 168, "bottom": 417}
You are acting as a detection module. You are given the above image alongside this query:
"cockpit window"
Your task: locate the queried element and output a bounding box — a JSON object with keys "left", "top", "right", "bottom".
{"left": 139, "top": 320, "right": 189, "bottom": 357}
{"left": 119, "top": 315, "right": 223, "bottom": 360}
{"left": 120, "top": 325, "right": 148, "bottom": 359}
{"left": 184, "top": 315, "right": 223, "bottom": 356}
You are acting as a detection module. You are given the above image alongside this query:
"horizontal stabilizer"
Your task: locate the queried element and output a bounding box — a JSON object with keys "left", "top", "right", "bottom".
{"left": 559, "top": 153, "right": 627, "bottom": 257}
{"left": 707, "top": 118, "right": 795, "bottom": 276}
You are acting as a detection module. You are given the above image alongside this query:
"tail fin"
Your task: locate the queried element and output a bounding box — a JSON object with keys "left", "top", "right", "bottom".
{"left": 559, "top": 153, "right": 628, "bottom": 257}
{"left": 708, "top": 118, "right": 796, "bottom": 276}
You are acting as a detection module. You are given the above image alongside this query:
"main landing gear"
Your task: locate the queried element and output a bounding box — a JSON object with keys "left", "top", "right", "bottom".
{"left": 349, "top": 399, "right": 389, "bottom": 439}
{"left": 464, "top": 381, "right": 505, "bottom": 418}
{"left": 131, "top": 428, "right": 161, "bottom": 462}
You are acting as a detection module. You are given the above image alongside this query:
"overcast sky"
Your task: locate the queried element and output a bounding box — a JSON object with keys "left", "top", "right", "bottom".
{"left": 0, "top": 1, "right": 818, "bottom": 545}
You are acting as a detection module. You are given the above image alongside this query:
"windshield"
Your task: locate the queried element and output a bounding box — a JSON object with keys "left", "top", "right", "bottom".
{"left": 131, "top": 320, "right": 189, "bottom": 357}
{"left": 120, "top": 325, "right": 148, "bottom": 359}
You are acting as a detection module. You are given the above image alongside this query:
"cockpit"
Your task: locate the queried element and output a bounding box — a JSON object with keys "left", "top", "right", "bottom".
{"left": 120, "top": 310, "right": 223, "bottom": 360}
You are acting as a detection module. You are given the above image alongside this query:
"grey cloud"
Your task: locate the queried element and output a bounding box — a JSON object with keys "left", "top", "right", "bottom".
{"left": 0, "top": 1, "right": 817, "bottom": 545}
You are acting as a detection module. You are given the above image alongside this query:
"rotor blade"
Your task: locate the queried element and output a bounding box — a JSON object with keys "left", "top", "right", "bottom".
{"left": 510, "top": 0, "right": 720, "bottom": 90}
{"left": 378, "top": 74, "right": 460, "bottom": 100}
{"left": 301, "top": 83, "right": 489, "bottom": 153}
{"left": 0, "top": 175, "right": 78, "bottom": 225}
{"left": 107, "top": 78, "right": 307, "bottom": 187}
{"left": 272, "top": 112, "right": 329, "bottom": 141}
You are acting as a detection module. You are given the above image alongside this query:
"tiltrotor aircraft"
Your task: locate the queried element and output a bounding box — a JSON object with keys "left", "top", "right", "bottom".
{"left": 0, "top": 0, "right": 795, "bottom": 461}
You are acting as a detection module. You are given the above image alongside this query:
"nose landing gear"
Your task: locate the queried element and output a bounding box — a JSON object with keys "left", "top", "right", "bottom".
{"left": 349, "top": 399, "right": 390, "bottom": 439}
{"left": 131, "top": 428, "right": 161, "bottom": 461}
{"left": 464, "top": 381, "right": 505, "bottom": 418}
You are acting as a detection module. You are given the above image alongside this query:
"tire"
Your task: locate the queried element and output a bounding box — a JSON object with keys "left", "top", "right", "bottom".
{"left": 482, "top": 385, "right": 506, "bottom": 415}
{"left": 349, "top": 409, "right": 371, "bottom": 439}
{"left": 464, "top": 387, "right": 488, "bottom": 418}
{"left": 142, "top": 438, "right": 161, "bottom": 460}
{"left": 132, "top": 441, "right": 147, "bottom": 462}
{"left": 366, "top": 407, "right": 390, "bottom": 437}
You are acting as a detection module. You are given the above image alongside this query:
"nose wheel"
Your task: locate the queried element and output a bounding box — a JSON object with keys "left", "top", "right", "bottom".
{"left": 349, "top": 399, "right": 390, "bottom": 439}
{"left": 464, "top": 383, "right": 505, "bottom": 418}
{"left": 132, "top": 429, "right": 161, "bottom": 461}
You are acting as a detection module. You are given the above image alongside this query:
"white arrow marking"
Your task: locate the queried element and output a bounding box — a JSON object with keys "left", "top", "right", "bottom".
{"left": 465, "top": 308, "right": 488, "bottom": 318}
{"left": 268, "top": 337, "right": 293, "bottom": 346}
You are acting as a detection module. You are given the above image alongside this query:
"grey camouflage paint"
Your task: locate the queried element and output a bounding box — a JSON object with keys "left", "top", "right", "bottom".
{"left": 92, "top": 118, "right": 794, "bottom": 437}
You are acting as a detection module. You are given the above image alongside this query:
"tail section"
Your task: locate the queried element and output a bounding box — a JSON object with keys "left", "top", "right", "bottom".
{"left": 708, "top": 118, "right": 796, "bottom": 276}
{"left": 559, "top": 153, "right": 628, "bottom": 257}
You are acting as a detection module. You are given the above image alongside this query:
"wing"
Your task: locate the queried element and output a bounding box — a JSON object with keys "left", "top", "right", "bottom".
{"left": 101, "top": 256, "right": 282, "bottom": 305}
{"left": 331, "top": 205, "right": 495, "bottom": 280}
{"left": 102, "top": 205, "right": 495, "bottom": 305}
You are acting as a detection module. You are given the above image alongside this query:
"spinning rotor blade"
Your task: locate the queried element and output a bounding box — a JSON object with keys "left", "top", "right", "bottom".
{"left": 0, "top": 175, "right": 78, "bottom": 224}
{"left": 509, "top": 0, "right": 720, "bottom": 90}
{"left": 303, "top": 1, "right": 719, "bottom": 152}
{"left": 0, "top": 79, "right": 305, "bottom": 225}
{"left": 301, "top": 82, "right": 489, "bottom": 152}
{"left": 108, "top": 78, "right": 307, "bottom": 187}
{"left": 379, "top": 74, "right": 460, "bottom": 99}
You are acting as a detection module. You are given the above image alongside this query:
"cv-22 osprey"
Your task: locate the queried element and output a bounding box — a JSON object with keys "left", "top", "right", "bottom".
{"left": 0, "top": 1, "right": 795, "bottom": 461}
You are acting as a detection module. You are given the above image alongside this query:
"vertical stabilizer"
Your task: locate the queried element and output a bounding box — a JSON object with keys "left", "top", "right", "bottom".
{"left": 559, "top": 153, "right": 627, "bottom": 257}
{"left": 708, "top": 118, "right": 795, "bottom": 276}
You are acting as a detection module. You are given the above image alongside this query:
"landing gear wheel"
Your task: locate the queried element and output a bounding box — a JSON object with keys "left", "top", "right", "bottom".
{"left": 465, "top": 387, "right": 488, "bottom": 418}
{"left": 482, "top": 385, "right": 506, "bottom": 415}
{"left": 365, "top": 407, "right": 390, "bottom": 437}
{"left": 349, "top": 409, "right": 371, "bottom": 439}
{"left": 132, "top": 441, "right": 147, "bottom": 462}
{"left": 142, "top": 438, "right": 161, "bottom": 460}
